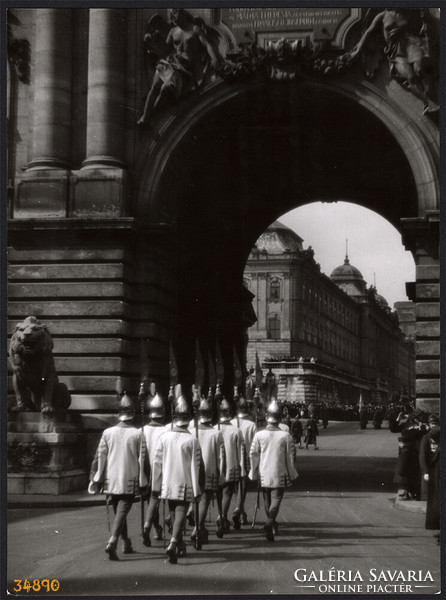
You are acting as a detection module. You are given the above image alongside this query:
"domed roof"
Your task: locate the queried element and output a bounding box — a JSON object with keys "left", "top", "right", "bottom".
{"left": 253, "top": 221, "right": 304, "bottom": 254}
{"left": 370, "top": 287, "right": 390, "bottom": 311}
{"left": 330, "top": 256, "right": 367, "bottom": 297}
{"left": 330, "top": 256, "right": 364, "bottom": 281}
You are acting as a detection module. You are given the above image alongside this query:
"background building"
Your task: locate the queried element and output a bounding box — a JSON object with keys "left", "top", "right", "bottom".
{"left": 244, "top": 221, "right": 415, "bottom": 406}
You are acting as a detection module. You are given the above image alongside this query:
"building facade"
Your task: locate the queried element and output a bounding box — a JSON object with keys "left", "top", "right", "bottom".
{"left": 245, "top": 222, "right": 415, "bottom": 405}
{"left": 6, "top": 7, "right": 440, "bottom": 493}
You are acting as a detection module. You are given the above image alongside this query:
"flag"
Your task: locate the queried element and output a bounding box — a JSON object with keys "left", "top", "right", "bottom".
{"left": 255, "top": 351, "right": 263, "bottom": 388}
{"left": 216, "top": 340, "right": 224, "bottom": 384}
{"left": 233, "top": 346, "right": 242, "bottom": 386}
{"left": 208, "top": 352, "right": 216, "bottom": 389}
{"left": 169, "top": 342, "right": 178, "bottom": 386}
{"left": 194, "top": 339, "right": 204, "bottom": 391}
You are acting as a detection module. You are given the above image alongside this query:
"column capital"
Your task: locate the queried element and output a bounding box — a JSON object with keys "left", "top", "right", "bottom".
{"left": 400, "top": 212, "right": 439, "bottom": 259}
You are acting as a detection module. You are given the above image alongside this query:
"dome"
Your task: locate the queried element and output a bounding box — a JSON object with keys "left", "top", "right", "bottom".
{"left": 253, "top": 221, "right": 304, "bottom": 254}
{"left": 330, "top": 256, "right": 364, "bottom": 281}
{"left": 330, "top": 256, "right": 367, "bottom": 297}
{"left": 370, "top": 287, "right": 390, "bottom": 311}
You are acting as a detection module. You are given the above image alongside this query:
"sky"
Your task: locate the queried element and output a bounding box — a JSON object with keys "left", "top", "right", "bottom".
{"left": 278, "top": 201, "right": 415, "bottom": 308}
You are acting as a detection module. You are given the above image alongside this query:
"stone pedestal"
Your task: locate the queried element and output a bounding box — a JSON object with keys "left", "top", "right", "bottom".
{"left": 7, "top": 412, "right": 88, "bottom": 495}
{"left": 15, "top": 169, "right": 70, "bottom": 218}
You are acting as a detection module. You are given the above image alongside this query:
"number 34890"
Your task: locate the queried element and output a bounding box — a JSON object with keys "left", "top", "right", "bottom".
{"left": 12, "top": 579, "right": 60, "bottom": 593}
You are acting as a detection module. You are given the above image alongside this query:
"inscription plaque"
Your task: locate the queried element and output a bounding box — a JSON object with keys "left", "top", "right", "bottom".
{"left": 221, "top": 8, "right": 359, "bottom": 46}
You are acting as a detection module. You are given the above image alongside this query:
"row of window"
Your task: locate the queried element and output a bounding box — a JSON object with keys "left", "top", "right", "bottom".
{"left": 303, "top": 280, "right": 358, "bottom": 332}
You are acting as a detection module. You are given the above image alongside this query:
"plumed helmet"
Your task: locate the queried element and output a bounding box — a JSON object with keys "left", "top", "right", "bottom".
{"left": 118, "top": 391, "right": 135, "bottom": 421}
{"left": 198, "top": 397, "right": 213, "bottom": 424}
{"left": 149, "top": 393, "right": 165, "bottom": 419}
{"left": 219, "top": 397, "right": 232, "bottom": 423}
{"left": 237, "top": 396, "right": 250, "bottom": 418}
{"left": 266, "top": 398, "right": 281, "bottom": 424}
{"left": 174, "top": 395, "right": 191, "bottom": 427}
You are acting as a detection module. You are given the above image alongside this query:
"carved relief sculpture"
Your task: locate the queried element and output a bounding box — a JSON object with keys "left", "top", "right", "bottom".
{"left": 137, "top": 8, "right": 223, "bottom": 125}
{"left": 346, "top": 8, "right": 439, "bottom": 114}
{"left": 8, "top": 316, "right": 71, "bottom": 413}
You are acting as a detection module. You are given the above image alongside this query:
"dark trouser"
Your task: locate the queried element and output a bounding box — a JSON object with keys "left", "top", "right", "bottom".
{"left": 217, "top": 482, "right": 237, "bottom": 519}
{"left": 198, "top": 490, "right": 213, "bottom": 529}
{"left": 263, "top": 487, "right": 285, "bottom": 522}
{"left": 235, "top": 476, "right": 248, "bottom": 514}
{"left": 108, "top": 495, "right": 133, "bottom": 545}
{"left": 167, "top": 500, "right": 188, "bottom": 544}
{"left": 145, "top": 492, "right": 161, "bottom": 530}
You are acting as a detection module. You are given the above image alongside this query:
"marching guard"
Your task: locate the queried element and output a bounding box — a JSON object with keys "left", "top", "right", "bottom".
{"left": 190, "top": 395, "right": 226, "bottom": 544}
{"left": 249, "top": 399, "right": 298, "bottom": 542}
{"left": 215, "top": 398, "right": 246, "bottom": 534}
{"left": 151, "top": 391, "right": 203, "bottom": 563}
{"left": 89, "top": 392, "right": 149, "bottom": 561}
{"left": 141, "top": 390, "right": 167, "bottom": 546}
{"left": 231, "top": 394, "right": 256, "bottom": 528}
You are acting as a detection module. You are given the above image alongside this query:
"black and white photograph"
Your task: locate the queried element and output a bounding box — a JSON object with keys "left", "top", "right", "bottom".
{"left": 2, "top": 3, "right": 443, "bottom": 598}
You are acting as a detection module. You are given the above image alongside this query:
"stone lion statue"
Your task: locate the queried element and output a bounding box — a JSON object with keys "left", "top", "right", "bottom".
{"left": 8, "top": 316, "right": 71, "bottom": 413}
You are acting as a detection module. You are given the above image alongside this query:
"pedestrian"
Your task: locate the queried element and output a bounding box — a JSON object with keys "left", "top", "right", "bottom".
{"left": 359, "top": 406, "right": 368, "bottom": 430}
{"left": 291, "top": 414, "right": 303, "bottom": 449}
{"left": 89, "top": 392, "right": 149, "bottom": 561}
{"left": 141, "top": 391, "right": 167, "bottom": 547}
{"left": 304, "top": 415, "right": 319, "bottom": 449}
{"left": 249, "top": 399, "right": 298, "bottom": 541}
{"left": 215, "top": 397, "right": 246, "bottom": 534}
{"left": 373, "top": 404, "right": 384, "bottom": 429}
{"left": 191, "top": 395, "right": 226, "bottom": 543}
{"left": 394, "top": 407, "right": 428, "bottom": 500}
{"left": 151, "top": 391, "right": 203, "bottom": 563}
{"left": 419, "top": 420, "right": 440, "bottom": 544}
{"left": 231, "top": 394, "right": 256, "bottom": 528}
{"left": 320, "top": 404, "right": 329, "bottom": 429}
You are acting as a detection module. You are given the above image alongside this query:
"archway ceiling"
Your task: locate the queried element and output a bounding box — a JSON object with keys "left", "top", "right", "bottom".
{"left": 157, "top": 83, "right": 417, "bottom": 314}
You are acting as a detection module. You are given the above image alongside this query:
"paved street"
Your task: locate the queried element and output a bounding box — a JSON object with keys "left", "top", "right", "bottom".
{"left": 7, "top": 422, "right": 441, "bottom": 596}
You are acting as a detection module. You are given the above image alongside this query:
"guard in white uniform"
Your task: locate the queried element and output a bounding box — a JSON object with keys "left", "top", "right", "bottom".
{"left": 152, "top": 394, "right": 203, "bottom": 563}
{"left": 89, "top": 392, "right": 149, "bottom": 560}
{"left": 215, "top": 398, "right": 246, "bottom": 534}
{"left": 231, "top": 394, "right": 256, "bottom": 528}
{"left": 249, "top": 399, "right": 298, "bottom": 542}
{"left": 141, "top": 392, "right": 167, "bottom": 546}
{"left": 190, "top": 396, "right": 226, "bottom": 544}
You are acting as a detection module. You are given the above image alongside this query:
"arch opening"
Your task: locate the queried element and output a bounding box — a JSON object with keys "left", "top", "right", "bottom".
{"left": 137, "top": 80, "right": 425, "bottom": 397}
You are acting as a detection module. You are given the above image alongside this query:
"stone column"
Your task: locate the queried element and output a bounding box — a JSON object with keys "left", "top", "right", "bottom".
{"left": 258, "top": 273, "right": 267, "bottom": 333}
{"left": 282, "top": 273, "right": 291, "bottom": 339}
{"left": 69, "top": 8, "right": 128, "bottom": 217}
{"left": 15, "top": 9, "right": 73, "bottom": 218}
{"left": 401, "top": 212, "right": 440, "bottom": 415}
{"left": 83, "top": 8, "right": 126, "bottom": 168}
{"left": 28, "top": 9, "right": 73, "bottom": 169}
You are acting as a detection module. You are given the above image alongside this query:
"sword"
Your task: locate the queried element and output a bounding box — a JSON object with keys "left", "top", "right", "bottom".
{"left": 139, "top": 337, "right": 149, "bottom": 541}
{"left": 193, "top": 340, "right": 204, "bottom": 550}
{"left": 251, "top": 397, "right": 260, "bottom": 530}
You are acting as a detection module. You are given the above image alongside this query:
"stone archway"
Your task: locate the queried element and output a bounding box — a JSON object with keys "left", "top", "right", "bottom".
{"left": 135, "top": 78, "right": 439, "bottom": 410}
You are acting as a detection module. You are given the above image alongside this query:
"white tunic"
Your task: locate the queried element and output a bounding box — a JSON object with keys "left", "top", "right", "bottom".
{"left": 249, "top": 425, "right": 298, "bottom": 488}
{"left": 152, "top": 427, "right": 202, "bottom": 502}
{"left": 142, "top": 422, "right": 167, "bottom": 485}
{"left": 92, "top": 422, "right": 147, "bottom": 495}
{"left": 231, "top": 416, "right": 257, "bottom": 471}
{"left": 192, "top": 423, "right": 226, "bottom": 491}
{"left": 215, "top": 422, "right": 246, "bottom": 483}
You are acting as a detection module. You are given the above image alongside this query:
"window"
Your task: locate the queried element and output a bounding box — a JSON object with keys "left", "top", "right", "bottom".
{"left": 269, "top": 279, "right": 281, "bottom": 300}
{"left": 267, "top": 316, "right": 281, "bottom": 339}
